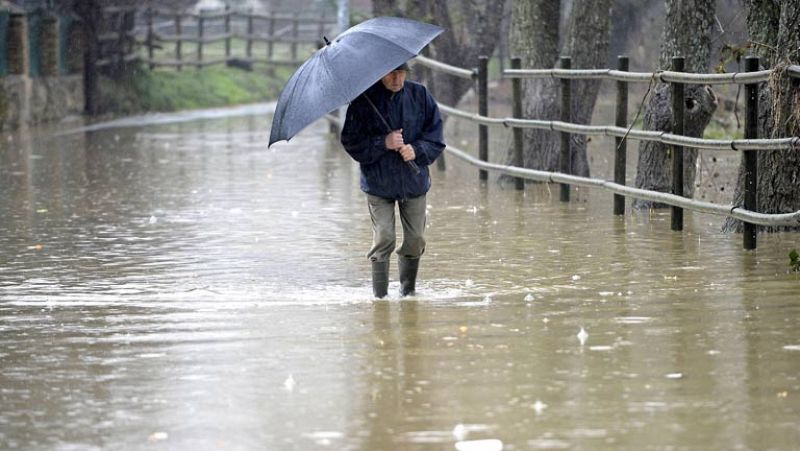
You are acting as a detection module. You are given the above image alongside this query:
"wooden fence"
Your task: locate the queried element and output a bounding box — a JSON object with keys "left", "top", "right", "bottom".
{"left": 401, "top": 54, "right": 800, "bottom": 250}
{"left": 97, "top": 6, "right": 335, "bottom": 71}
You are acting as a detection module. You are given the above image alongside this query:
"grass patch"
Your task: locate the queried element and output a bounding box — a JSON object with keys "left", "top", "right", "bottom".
{"left": 99, "top": 63, "right": 292, "bottom": 114}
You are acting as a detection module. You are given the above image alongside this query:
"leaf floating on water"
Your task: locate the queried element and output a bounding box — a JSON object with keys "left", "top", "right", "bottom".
{"left": 455, "top": 439, "right": 503, "bottom": 451}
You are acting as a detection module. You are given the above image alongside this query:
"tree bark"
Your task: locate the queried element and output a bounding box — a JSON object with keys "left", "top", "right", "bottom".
{"left": 723, "top": 1, "right": 800, "bottom": 232}
{"left": 501, "top": 0, "right": 612, "bottom": 184}
{"left": 633, "top": 0, "right": 717, "bottom": 208}
{"left": 503, "top": 0, "right": 561, "bottom": 178}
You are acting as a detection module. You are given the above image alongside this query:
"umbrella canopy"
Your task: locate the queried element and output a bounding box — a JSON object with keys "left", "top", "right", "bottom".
{"left": 268, "top": 17, "right": 444, "bottom": 147}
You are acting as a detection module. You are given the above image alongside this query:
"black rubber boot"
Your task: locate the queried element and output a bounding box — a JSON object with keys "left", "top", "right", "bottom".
{"left": 372, "top": 261, "right": 389, "bottom": 298}
{"left": 398, "top": 257, "right": 420, "bottom": 296}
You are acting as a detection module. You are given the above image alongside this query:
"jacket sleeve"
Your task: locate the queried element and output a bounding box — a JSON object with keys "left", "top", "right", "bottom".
{"left": 340, "top": 101, "right": 388, "bottom": 165}
{"left": 410, "top": 90, "right": 446, "bottom": 167}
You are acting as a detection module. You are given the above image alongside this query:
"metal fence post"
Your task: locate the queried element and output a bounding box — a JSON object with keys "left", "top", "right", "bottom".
{"left": 511, "top": 56, "right": 524, "bottom": 190}
{"left": 614, "top": 56, "right": 629, "bottom": 215}
{"left": 478, "top": 55, "right": 489, "bottom": 182}
{"left": 671, "top": 56, "right": 685, "bottom": 231}
{"left": 743, "top": 56, "right": 760, "bottom": 249}
{"left": 559, "top": 56, "right": 572, "bottom": 202}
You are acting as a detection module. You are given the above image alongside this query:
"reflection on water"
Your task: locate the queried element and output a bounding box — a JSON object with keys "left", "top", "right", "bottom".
{"left": 1, "top": 105, "right": 799, "bottom": 450}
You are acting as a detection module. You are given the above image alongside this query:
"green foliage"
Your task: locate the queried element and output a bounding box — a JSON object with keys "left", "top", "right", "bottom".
{"left": 790, "top": 249, "right": 800, "bottom": 273}
{"left": 98, "top": 64, "right": 292, "bottom": 115}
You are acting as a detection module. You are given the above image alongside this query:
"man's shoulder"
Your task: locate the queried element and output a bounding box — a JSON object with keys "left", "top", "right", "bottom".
{"left": 403, "top": 81, "right": 436, "bottom": 104}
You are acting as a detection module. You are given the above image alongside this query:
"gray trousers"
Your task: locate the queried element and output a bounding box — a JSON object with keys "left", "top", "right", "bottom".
{"left": 366, "top": 194, "right": 427, "bottom": 262}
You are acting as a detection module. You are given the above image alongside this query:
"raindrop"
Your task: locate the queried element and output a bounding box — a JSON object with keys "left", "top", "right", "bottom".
{"left": 577, "top": 327, "right": 588, "bottom": 346}
{"left": 283, "top": 374, "right": 296, "bottom": 392}
{"left": 783, "top": 345, "right": 800, "bottom": 351}
{"left": 665, "top": 373, "right": 684, "bottom": 379}
{"left": 524, "top": 293, "right": 535, "bottom": 302}
{"left": 465, "top": 279, "right": 475, "bottom": 287}
{"left": 571, "top": 275, "right": 581, "bottom": 281}
{"left": 452, "top": 423, "right": 467, "bottom": 441}
{"left": 532, "top": 400, "right": 547, "bottom": 414}
{"left": 148, "top": 216, "right": 157, "bottom": 224}
{"left": 148, "top": 432, "right": 168, "bottom": 442}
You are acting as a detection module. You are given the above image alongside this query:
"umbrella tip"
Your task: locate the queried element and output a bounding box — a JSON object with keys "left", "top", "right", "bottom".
{"left": 323, "top": 36, "right": 331, "bottom": 46}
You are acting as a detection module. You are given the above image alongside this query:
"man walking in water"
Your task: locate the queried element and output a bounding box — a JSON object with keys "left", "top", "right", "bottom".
{"left": 341, "top": 62, "right": 445, "bottom": 298}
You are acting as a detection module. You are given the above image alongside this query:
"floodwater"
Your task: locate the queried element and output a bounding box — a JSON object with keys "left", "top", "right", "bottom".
{"left": 1, "top": 104, "right": 799, "bottom": 450}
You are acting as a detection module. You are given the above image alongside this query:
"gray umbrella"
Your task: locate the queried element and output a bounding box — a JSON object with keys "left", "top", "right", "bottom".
{"left": 268, "top": 17, "right": 444, "bottom": 150}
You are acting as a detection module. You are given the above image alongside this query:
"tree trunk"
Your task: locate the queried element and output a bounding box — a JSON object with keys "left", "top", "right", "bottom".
{"left": 633, "top": 0, "right": 717, "bottom": 209}
{"left": 427, "top": 0, "right": 506, "bottom": 109}
{"left": 723, "top": 1, "right": 800, "bottom": 232}
{"left": 503, "top": 0, "right": 561, "bottom": 178}
{"left": 563, "top": 0, "right": 613, "bottom": 177}
{"left": 501, "top": 0, "right": 612, "bottom": 184}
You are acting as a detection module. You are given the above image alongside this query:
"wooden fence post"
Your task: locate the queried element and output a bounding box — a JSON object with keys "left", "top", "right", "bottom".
{"left": 478, "top": 55, "right": 489, "bottom": 182}
{"left": 511, "top": 56, "right": 524, "bottom": 190}
{"left": 175, "top": 13, "right": 182, "bottom": 71}
{"left": 146, "top": 8, "right": 154, "bottom": 69}
{"left": 743, "top": 56, "right": 760, "bottom": 250}
{"left": 267, "top": 14, "right": 275, "bottom": 61}
{"left": 246, "top": 9, "right": 254, "bottom": 59}
{"left": 224, "top": 5, "right": 231, "bottom": 60}
{"left": 8, "top": 13, "right": 29, "bottom": 75}
{"left": 559, "top": 56, "right": 572, "bottom": 202}
{"left": 614, "top": 56, "right": 629, "bottom": 215}
{"left": 670, "top": 56, "right": 685, "bottom": 231}
{"left": 197, "top": 13, "right": 204, "bottom": 69}
{"left": 291, "top": 13, "right": 299, "bottom": 61}
{"left": 41, "top": 14, "right": 58, "bottom": 76}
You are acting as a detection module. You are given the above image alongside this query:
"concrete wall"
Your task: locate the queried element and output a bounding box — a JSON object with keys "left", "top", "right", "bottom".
{"left": 1, "top": 74, "right": 84, "bottom": 130}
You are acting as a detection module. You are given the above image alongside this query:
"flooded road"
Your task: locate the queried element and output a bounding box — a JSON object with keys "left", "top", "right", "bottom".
{"left": 1, "top": 105, "right": 799, "bottom": 450}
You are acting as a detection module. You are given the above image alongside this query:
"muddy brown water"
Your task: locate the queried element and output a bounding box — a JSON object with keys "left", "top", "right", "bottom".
{"left": 1, "top": 105, "right": 799, "bottom": 450}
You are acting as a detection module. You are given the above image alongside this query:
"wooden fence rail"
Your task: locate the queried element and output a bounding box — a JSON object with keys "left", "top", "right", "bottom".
{"left": 97, "top": 7, "right": 335, "bottom": 70}
{"left": 407, "top": 54, "right": 800, "bottom": 249}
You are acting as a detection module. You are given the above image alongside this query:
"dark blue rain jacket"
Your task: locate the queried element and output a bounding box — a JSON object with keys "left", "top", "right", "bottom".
{"left": 341, "top": 80, "right": 445, "bottom": 200}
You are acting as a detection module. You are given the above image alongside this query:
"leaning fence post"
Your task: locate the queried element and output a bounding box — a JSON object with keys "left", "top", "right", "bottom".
{"left": 559, "top": 56, "right": 572, "bottom": 202}
{"left": 614, "top": 56, "right": 629, "bottom": 215}
{"left": 670, "top": 56, "right": 685, "bottom": 231}
{"left": 511, "top": 56, "right": 524, "bottom": 190}
{"left": 743, "top": 56, "right": 760, "bottom": 250}
{"left": 478, "top": 55, "right": 489, "bottom": 182}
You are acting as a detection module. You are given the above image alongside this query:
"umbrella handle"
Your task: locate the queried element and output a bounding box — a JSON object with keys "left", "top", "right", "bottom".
{"left": 363, "top": 93, "right": 421, "bottom": 176}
